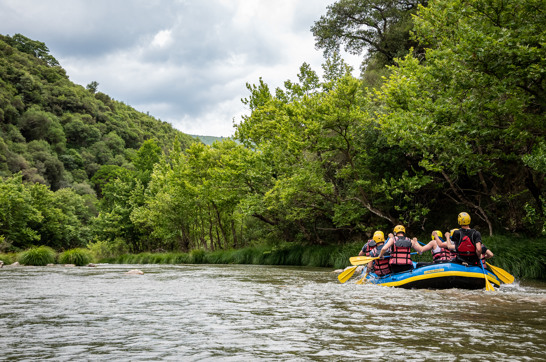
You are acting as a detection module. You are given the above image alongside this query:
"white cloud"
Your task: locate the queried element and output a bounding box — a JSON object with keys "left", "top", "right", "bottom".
{"left": 151, "top": 30, "right": 173, "bottom": 48}
{"left": 0, "top": 0, "right": 363, "bottom": 137}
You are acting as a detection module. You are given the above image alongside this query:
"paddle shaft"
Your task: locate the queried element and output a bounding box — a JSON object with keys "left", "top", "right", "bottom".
{"left": 480, "top": 259, "right": 495, "bottom": 291}
{"left": 350, "top": 252, "right": 418, "bottom": 266}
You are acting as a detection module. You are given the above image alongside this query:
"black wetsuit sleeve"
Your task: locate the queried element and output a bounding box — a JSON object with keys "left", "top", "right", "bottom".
{"left": 473, "top": 230, "right": 482, "bottom": 244}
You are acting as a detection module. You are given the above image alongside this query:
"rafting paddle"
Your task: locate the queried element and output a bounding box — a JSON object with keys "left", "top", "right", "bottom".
{"left": 349, "top": 255, "right": 380, "bottom": 266}
{"left": 486, "top": 262, "right": 514, "bottom": 284}
{"left": 337, "top": 266, "right": 359, "bottom": 283}
{"left": 356, "top": 267, "right": 368, "bottom": 284}
{"left": 349, "top": 252, "right": 418, "bottom": 266}
{"left": 480, "top": 259, "right": 495, "bottom": 291}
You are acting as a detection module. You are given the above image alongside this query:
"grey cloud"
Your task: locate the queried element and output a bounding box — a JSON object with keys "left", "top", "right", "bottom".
{"left": 0, "top": 0, "right": 357, "bottom": 136}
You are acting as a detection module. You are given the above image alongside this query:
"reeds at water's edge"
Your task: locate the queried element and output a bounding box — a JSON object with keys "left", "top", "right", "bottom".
{"left": 58, "top": 248, "right": 93, "bottom": 266}
{"left": 98, "top": 236, "right": 545, "bottom": 280}
{"left": 1, "top": 236, "right": 544, "bottom": 280}
{"left": 17, "top": 246, "right": 56, "bottom": 266}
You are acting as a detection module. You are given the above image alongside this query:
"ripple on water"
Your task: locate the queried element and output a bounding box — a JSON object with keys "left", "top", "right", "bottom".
{"left": 0, "top": 264, "right": 545, "bottom": 361}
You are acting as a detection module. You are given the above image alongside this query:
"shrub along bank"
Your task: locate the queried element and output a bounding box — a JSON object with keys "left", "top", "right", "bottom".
{"left": 1, "top": 236, "right": 544, "bottom": 281}
{"left": 100, "top": 236, "right": 545, "bottom": 281}
{"left": 0, "top": 246, "right": 92, "bottom": 266}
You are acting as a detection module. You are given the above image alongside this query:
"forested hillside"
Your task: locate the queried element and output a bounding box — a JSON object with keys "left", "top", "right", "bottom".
{"left": 0, "top": 34, "right": 196, "bottom": 252}
{"left": 0, "top": 0, "right": 544, "bottom": 256}
{"left": 0, "top": 34, "right": 195, "bottom": 190}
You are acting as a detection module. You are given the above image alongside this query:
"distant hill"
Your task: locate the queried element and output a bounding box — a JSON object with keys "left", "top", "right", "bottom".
{"left": 190, "top": 135, "right": 237, "bottom": 145}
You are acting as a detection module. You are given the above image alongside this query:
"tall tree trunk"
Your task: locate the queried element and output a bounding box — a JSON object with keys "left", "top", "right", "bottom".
{"left": 231, "top": 220, "right": 238, "bottom": 249}
{"left": 215, "top": 225, "right": 222, "bottom": 250}
{"left": 212, "top": 202, "right": 228, "bottom": 248}
{"left": 207, "top": 205, "right": 215, "bottom": 251}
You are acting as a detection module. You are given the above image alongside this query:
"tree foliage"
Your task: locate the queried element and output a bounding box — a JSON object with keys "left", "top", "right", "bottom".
{"left": 0, "top": 33, "right": 196, "bottom": 192}
{"left": 374, "top": 0, "right": 545, "bottom": 234}
{"left": 311, "top": 0, "right": 428, "bottom": 73}
{"left": 1, "top": 0, "right": 544, "bottom": 255}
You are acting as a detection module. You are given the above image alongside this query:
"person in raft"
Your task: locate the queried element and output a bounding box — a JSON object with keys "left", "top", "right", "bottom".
{"left": 366, "top": 231, "right": 391, "bottom": 276}
{"left": 444, "top": 228, "right": 494, "bottom": 262}
{"left": 437, "top": 212, "right": 482, "bottom": 266}
{"left": 413, "top": 230, "right": 456, "bottom": 263}
{"left": 378, "top": 225, "right": 418, "bottom": 274}
{"left": 358, "top": 237, "right": 377, "bottom": 257}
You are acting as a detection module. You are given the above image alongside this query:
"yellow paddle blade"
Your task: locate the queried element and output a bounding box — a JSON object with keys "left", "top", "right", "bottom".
{"left": 356, "top": 272, "right": 369, "bottom": 284}
{"left": 337, "top": 266, "right": 358, "bottom": 283}
{"left": 349, "top": 256, "right": 379, "bottom": 266}
{"left": 486, "top": 262, "right": 515, "bottom": 284}
{"left": 480, "top": 260, "right": 496, "bottom": 292}
{"left": 485, "top": 276, "right": 495, "bottom": 291}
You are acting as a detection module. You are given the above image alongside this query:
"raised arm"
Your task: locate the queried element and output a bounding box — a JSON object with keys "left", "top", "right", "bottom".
{"left": 412, "top": 238, "right": 424, "bottom": 253}
{"left": 434, "top": 230, "right": 448, "bottom": 248}
{"left": 435, "top": 231, "right": 455, "bottom": 251}
{"left": 379, "top": 234, "right": 394, "bottom": 258}
{"left": 413, "top": 238, "right": 434, "bottom": 254}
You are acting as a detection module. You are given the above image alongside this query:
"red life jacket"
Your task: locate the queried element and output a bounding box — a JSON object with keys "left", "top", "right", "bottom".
{"left": 456, "top": 232, "right": 477, "bottom": 256}
{"left": 432, "top": 239, "right": 456, "bottom": 262}
{"left": 453, "top": 229, "right": 480, "bottom": 265}
{"left": 432, "top": 248, "right": 456, "bottom": 261}
{"left": 371, "top": 243, "right": 391, "bottom": 276}
{"left": 389, "top": 236, "right": 412, "bottom": 265}
{"left": 373, "top": 258, "right": 391, "bottom": 276}
{"left": 363, "top": 240, "right": 376, "bottom": 256}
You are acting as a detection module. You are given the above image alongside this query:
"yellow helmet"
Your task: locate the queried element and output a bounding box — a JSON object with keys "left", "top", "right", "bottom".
{"left": 458, "top": 212, "right": 471, "bottom": 226}
{"left": 373, "top": 231, "right": 385, "bottom": 244}
{"left": 450, "top": 228, "right": 458, "bottom": 235}
{"left": 431, "top": 230, "right": 443, "bottom": 240}
{"left": 393, "top": 225, "right": 406, "bottom": 234}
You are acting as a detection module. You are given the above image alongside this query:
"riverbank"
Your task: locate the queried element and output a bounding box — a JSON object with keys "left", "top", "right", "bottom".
{"left": 104, "top": 235, "right": 546, "bottom": 280}
{"left": 1, "top": 235, "right": 544, "bottom": 280}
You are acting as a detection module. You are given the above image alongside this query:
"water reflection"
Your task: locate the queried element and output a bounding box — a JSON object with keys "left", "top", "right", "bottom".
{"left": 0, "top": 264, "right": 544, "bottom": 361}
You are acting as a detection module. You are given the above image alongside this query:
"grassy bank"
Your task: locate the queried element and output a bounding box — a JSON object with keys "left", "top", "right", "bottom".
{"left": 100, "top": 236, "right": 546, "bottom": 280}
{"left": 483, "top": 235, "right": 546, "bottom": 280}
{"left": 101, "top": 243, "right": 357, "bottom": 270}
{"left": 2, "top": 236, "right": 544, "bottom": 281}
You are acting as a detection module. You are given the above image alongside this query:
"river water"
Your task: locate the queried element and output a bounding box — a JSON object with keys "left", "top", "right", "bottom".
{"left": 0, "top": 264, "right": 544, "bottom": 361}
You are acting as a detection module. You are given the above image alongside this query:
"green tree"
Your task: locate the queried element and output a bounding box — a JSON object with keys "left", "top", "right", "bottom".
{"left": 238, "top": 64, "right": 418, "bottom": 242}
{"left": 311, "top": 0, "right": 427, "bottom": 69}
{"left": 133, "top": 139, "right": 162, "bottom": 186}
{"left": 27, "top": 183, "right": 82, "bottom": 249}
{"left": 90, "top": 164, "right": 130, "bottom": 197}
{"left": 374, "top": 0, "right": 546, "bottom": 234}
{"left": 0, "top": 173, "right": 42, "bottom": 249}
{"left": 86, "top": 81, "right": 99, "bottom": 94}
{"left": 7, "top": 33, "right": 59, "bottom": 66}
{"left": 91, "top": 173, "right": 145, "bottom": 252}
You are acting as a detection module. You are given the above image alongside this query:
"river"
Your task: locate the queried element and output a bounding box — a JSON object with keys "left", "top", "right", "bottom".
{"left": 0, "top": 264, "right": 544, "bottom": 361}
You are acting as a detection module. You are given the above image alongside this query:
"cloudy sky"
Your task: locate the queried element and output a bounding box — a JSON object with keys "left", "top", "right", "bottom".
{"left": 1, "top": 0, "right": 362, "bottom": 137}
